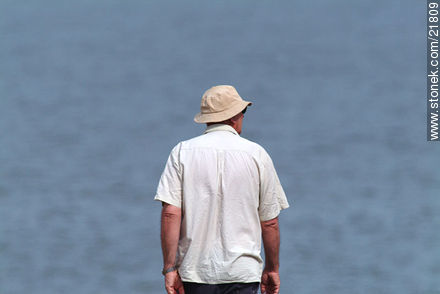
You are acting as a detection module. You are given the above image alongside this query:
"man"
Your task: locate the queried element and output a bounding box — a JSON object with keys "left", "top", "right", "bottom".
{"left": 154, "top": 85, "right": 289, "bottom": 294}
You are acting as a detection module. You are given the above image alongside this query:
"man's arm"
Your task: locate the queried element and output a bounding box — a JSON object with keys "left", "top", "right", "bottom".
{"left": 261, "top": 217, "right": 281, "bottom": 294}
{"left": 160, "top": 202, "right": 185, "bottom": 294}
{"left": 161, "top": 202, "right": 181, "bottom": 269}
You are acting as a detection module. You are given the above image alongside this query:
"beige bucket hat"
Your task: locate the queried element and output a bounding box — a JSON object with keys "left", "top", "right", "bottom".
{"left": 194, "top": 85, "right": 252, "bottom": 123}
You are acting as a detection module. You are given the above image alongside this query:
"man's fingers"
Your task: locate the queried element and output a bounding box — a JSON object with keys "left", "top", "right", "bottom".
{"left": 177, "top": 285, "right": 185, "bottom": 294}
{"left": 270, "top": 284, "right": 280, "bottom": 294}
{"left": 175, "top": 273, "right": 185, "bottom": 294}
{"left": 261, "top": 280, "right": 280, "bottom": 294}
{"left": 176, "top": 281, "right": 185, "bottom": 294}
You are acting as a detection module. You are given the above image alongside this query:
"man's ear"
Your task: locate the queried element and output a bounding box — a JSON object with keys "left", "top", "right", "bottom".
{"left": 230, "top": 112, "right": 242, "bottom": 122}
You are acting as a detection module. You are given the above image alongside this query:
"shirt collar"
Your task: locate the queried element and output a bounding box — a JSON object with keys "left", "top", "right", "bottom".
{"left": 204, "top": 124, "right": 239, "bottom": 136}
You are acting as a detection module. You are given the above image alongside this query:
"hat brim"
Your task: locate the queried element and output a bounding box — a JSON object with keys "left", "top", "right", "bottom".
{"left": 194, "top": 100, "right": 252, "bottom": 124}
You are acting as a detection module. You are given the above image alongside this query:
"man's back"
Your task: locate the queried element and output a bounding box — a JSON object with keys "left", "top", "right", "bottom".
{"left": 155, "top": 124, "right": 288, "bottom": 284}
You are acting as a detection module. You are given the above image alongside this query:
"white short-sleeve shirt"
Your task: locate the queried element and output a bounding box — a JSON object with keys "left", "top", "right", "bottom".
{"left": 154, "top": 124, "right": 289, "bottom": 284}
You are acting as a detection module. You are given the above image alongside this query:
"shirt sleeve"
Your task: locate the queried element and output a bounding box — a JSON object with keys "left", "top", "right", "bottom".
{"left": 154, "top": 143, "right": 183, "bottom": 208}
{"left": 258, "top": 148, "right": 290, "bottom": 221}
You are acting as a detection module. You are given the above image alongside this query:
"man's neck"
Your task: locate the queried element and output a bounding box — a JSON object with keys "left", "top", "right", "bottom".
{"left": 207, "top": 121, "right": 238, "bottom": 133}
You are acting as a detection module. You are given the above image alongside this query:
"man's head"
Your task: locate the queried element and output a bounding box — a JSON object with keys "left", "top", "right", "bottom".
{"left": 207, "top": 106, "right": 247, "bottom": 134}
{"left": 194, "top": 85, "right": 252, "bottom": 134}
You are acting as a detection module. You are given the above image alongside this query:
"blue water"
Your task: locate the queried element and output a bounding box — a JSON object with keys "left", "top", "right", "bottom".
{"left": 0, "top": 0, "right": 439, "bottom": 293}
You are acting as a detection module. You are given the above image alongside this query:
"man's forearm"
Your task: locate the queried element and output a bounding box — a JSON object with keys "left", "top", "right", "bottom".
{"left": 160, "top": 203, "right": 182, "bottom": 269}
{"left": 261, "top": 217, "right": 280, "bottom": 271}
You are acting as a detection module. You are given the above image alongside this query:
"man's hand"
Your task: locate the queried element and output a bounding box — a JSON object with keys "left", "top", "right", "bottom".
{"left": 260, "top": 269, "right": 280, "bottom": 294}
{"left": 164, "top": 270, "right": 185, "bottom": 294}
